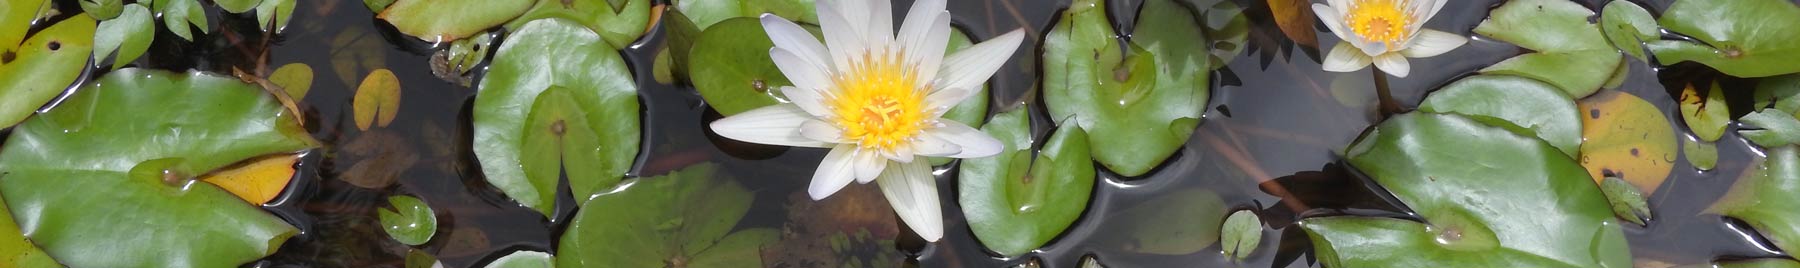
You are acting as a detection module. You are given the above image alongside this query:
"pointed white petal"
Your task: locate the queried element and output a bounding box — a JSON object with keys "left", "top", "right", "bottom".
{"left": 711, "top": 105, "right": 832, "bottom": 148}
{"left": 808, "top": 145, "right": 861, "bottom": 200}
{"left": 1327, "top": 0, "right": 1350, "bottom": 15}
{"left": 1421, "top": 0, "right": 1447, "bottom": 23}
{"left": 911, "top": 133, "right": 962, "bottom": 157}
{"left": 925, "top": 121, "right": 1002, "bottom": 158}
{"left": 799, "top": 119, "right": 846, "bottom": 143}
{"left": 1312, "top": 4, "right": 1354, "bottom": 42}
{"left": 762, "top": 14, "right": 833, "bottom": 70}
{"left": 771, "top": 48, "right": 833, "bottom": 92}
{"left": 817, "top": 0, "right": 866, "bottom": 69}
{"left": 1373, "top": 53, "right": 1412, "bottom": 78}
{"left": 854, "top": 148, "right": 887, "bottom": 183}
{"left": 780, "top": 86, "right": 832, "bottom": 117}
{"left": 1321, "top": 42, "right": 1374, "bottom": 73}
{"left": 868, "top": 0, "right": 894, "bottom": 46}
{"left": 1399, "top": 29, "right": 1467, "bottom": 58}
{"left": 924, "top": 86, "right": 977, "bottom": 112}
{"left": 885, "top": 144, "right": 916, "bottom": 163}
{"left": 936, "top": 30, "right": 1024, "bottom": 94}
{"left": 875, "top": 160, "right": 943, "bottom": 241}
{"left": 899, "top": 12, "right": 951, "bottom": 86}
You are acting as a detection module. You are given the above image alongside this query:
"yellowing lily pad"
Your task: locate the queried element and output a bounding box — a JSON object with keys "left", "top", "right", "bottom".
{"left": 199, "top": 154, "right": 301, "bottom": 205}
{"left": 0, "top": 15, "right": 94, "bottom": 128}
{"left": 269, "top": 63, "right": 314, "bottom": 100}
{"left": 354, "top": 69, "right": 401, "bottom": 131}
{"left": 1043, "top": 0, "right": 1209, "bottom": 177}
{"left": 377, "top": 0, "right": 533, "bottom": 42}
{"left": 1578, "top": 90, "right": 1677, "bottom": 194}
{"left": 1680, "top": 82, "right": 1730, "bottom": 142}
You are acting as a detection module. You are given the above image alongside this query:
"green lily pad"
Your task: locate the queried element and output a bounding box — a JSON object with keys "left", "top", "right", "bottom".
{"left": 378, "top": 195, "right": 438, "bottom": 246}
{"left": 557, "top": 164, "right": 778, "bottom": 268}
{"left": 1681, "top": 82, "right": 1731, "bottom": 142}
{"left": 1739, "top": 108, "right": 1800, "bottom": 148}
{"left": 1302, "top": 113, "right": 1631, "bottom": 267}
{"left": 79, "top": 0, "right": 121, "bottom": 20}
{"left": 1685, "top": 138, "right": 1718, "bottom": 171}
{"left": 1107, "top": 189, "right": 1227, "bottom": 255}
{"left": 1720, "top": 259, "right": 1800, "bottom": 268}
{"left": 1650, "top": 0, "right": 1800, "bottom": 78}
{"left": 0, "top": 68, "right": 316, "bottom": 268}
{"left": 1601, "top": 176, "right": 1651, "bottom": 226}
{"left": 1043, "top": 0, "right": 1209, "bottom": 177}
{"left": 156, "top": 0, "right": 210, "bottom": 41}
{"left": 1756, "top": 74, "right": 1800, "bottom": 113}
{"left": 1220, "top": 210, "right": 1261, "bottom": 262}
{"left": 94, "top": 3, "right": 153, "bottom": 69}
{"left": 486, "top": 251, "right": 552, "bottom": 268}
{"left": 674, "top": 0, "right": 816, "bottom": 30}
{"left": 1473, "top": 0, "right": 1622, "bottom": 98}
{"left": 214, "top": 0, "right": 262, "bottom": 13}
{"left": 406, "top": 249, "right": 441, "bottom": 268}
{"left": 1418, "top": 74, "right": 1583, "bottom": 158}
{"left": 377, "top": 0, "right": 533, "bottom": 42}
{"left": 1708, "top": 145, "right": 1800, "bottom": 253}
{"left": 255, "top": 0, "right": 295, "bottom": 32}
{"left": 690, "top": 17, "right": 794, "bottom": 115}
{"left": 474, "top": 19, "right": 640, "bottom": 217}
{"left": 0, "top": 15, "right": 95, "bottom": 128}
{"left": 959, "top": 106, "right": 1094, "bottom": 257}
{"left": 1600, "top": 0, "right": 1657, "bottom": 61}
{"left": 506, "top": 0, "right": 651, "bottom": 49}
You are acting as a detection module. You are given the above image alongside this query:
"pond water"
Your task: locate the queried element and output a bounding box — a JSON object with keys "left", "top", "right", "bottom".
{"left": 16, "top": 0, "right": 1791, "bottom": 267}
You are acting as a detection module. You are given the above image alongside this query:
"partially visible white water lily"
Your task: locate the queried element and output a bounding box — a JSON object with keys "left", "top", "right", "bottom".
{"left": 709, "top": 0, "right": 1024, "bottom": 242}
{"left": 1314, "top": 0, "right": 1468, "bottom": 77}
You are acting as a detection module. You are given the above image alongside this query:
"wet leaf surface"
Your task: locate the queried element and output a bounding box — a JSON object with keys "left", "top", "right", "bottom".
{"left": 198, "top": 154, "right": 300, "bottom": 205}
{"left": 1681, "top": 82, "right": 1730, "bottom": 142}
{"left": 93, "top": 3, "right": 152, "bottom": 69}
{"left": 0, "top": 15, "right": 94, "bottom": 128}
{"left": 1303, "top": 113, "right": 1630, "bottom": 267}
{"left": 1043, "top": 0, "right": 1209, "bottom": 177}
{"left": 1601, "top": 176, "right": 1651, "bottom": 226}
{"left": 959, "top": 106, "right": 1094, "bottom": 257}
{"left": 354, "top": 68, "right": 401, "bottom": 131}
{"left": 1708, "top": 146, "right": 1800, "bottom": 254}
{"left": 1474, "top": 0, "right": 1622, "bottom": 98}
{"left": 1418, "top": 74, "right": 1583, "bottom": 158}
{"left": 1578, "top": 90, "right": 1677, "bottom": 194}
{"left": 1741, "top": 108, "right": 1800, "bottom": 148}
{"left": 0, "top": 68, "right": 315, "bottom": 268}
{"left": 377, "top": 0, "right": 532, "bottom": 41}
{"left": 1220, "top": 210, "right": 1262, "bottom": 262}
{"left": 557, "top": 164, "right": 776, "bottom": 268}
{"left": 484, "top": 250, "right": 551, "bottom": 268}
{"left": 690, "top": 17, "right": 797, "bottom": 115}
{"left": 507, "top": 0, "right": 651, "bottom": 49}
{"left": 1651, "top": 0, "right": 1800, "bottom": 78}
{"left": 474, "top": 19, "right": 639, "bottom": 217}
{"left": 378, "top": 195, "right": 437, "bottom": 246}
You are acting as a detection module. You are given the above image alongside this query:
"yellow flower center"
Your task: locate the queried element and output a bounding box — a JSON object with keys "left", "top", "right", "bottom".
{"left": 830, "top": 51, "right": 929, "bottom": 151}
{"left": 1345, "top": 0, "right": 1413, "bottom": 49}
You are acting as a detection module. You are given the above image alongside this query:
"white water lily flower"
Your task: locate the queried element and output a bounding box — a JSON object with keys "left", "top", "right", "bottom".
{"left": 709, "top": 0, "right": 1024, "bottom": 242}
{"left": 1313, "top": 0, "right": 1468, "bottom": 77}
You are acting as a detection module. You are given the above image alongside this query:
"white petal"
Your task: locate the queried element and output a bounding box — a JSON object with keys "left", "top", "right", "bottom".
{"left": 1373, "top": 53, "right": 1412, "bottom": 78}
{"left": 884, "top": 144, "right": 916, "bottom": 163}
{"left": 1420, "top": 0, "right": 1447, "bottom": 23}
{"left": 854, "top": 148, "right": 887, "bottom": 183}
{"left": 875, "top": 160, "right": 943, "bottom": 241}
{"left": 1321, "top": 42, "right": 1374, "bottom": 73}
{"left": 780, "top": 86, "right": 832, "bottom": 117}
{"left": 771, "top": 48, "right": 833, "bottom": 92}
{"left": 817, "top": 0, "right": 866, "bottom": 69}
{"left": 711, "top": 105, "right": 832, "bottom": 148}
{"left": 1399, "top": 29, "right": 1467, "bottom": 58}
{"left": 924, "top": 86, "right": 977, "bottom": 112}
{"left": 799, "top": 119, "right": 846, "bottom": 143}
{"left": 1327, "top": 0, "right": 1350, "bottom": 15}
{"left": 762, "top": 14, "right": 833, "bottom": 71}
{"left": 935, "top": 29, "right": 1024, "bottom": 95}
{"left": 899, "top": 11, "right": 951, "bottom": 86}
{"left": 911, "top": 133, "right": 962, "bottom": 157}
{"left": 1354, "top": 39, "right": 1390, "bottom": 56}
{"left": 925, "top": 121, "right": 1002, "bottom": 158}
{"left": 1311, "top": 4, "right": 1354, "bottom": 42}
{"left": 808, "top": 145, "right": 861, "bottom": 200}
{"left": 868, "top": 0, "right": 894, "bottom": 46}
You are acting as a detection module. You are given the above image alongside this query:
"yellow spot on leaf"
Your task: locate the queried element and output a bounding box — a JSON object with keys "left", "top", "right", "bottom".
{"left": 200, "top": 154, "right": 300, "bottom": 205}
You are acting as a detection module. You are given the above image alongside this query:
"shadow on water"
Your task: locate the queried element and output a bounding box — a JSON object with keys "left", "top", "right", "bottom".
{"left": 20, "top": 0, "right": 1789, "bottom": 267}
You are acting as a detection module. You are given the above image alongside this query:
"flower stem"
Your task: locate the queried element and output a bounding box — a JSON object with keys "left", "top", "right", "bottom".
{"left": 1373, "top": 71, "right": 1401, "bottom": 117}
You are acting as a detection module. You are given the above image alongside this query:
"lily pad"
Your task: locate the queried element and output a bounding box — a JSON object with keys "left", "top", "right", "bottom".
{"left": 255, "top": 0, "right": 295, "bottom": 32}
{"left": 0, "top": 68, "right": 316, "bottom": 268}
{"left": 329, "top": 27, "right": 389, "bottom": 88}
{"left": 1302, "top": 113, "right": 1630, "bottom": 267}
{"left": 1741, "top": 108, "right": 1800, "bottom": 148}
{"left": 1601, "top": 176, "right": 1651, "bottom": 226}
{"left": 674, "top": 0, "right": 816, "bottom": 29}
{"left": 354, "top": 68, "right": 401, "bottom": 131}
{"left": 1578, "top": 90, "right": 1677, "bottom": 194}
{"left": 1418, "top": 75, "right": 1583, "bottom": 158}
{"left": 270, "top": 63, "right": 314, "bottom": 100}
{"left": 1473, "top": 0, "right": 1623, "bottom": 98}
{"left": 198, "top": 154, "right": 300, "bottom": 205}
{"left": 1719, "top": 259, "right": 1800, "bottom": 268}
{"left": 93, "top": 3, "right": 153, "bottom": 69}
{"left": 0, "top": 15, "right": 95, "bottom": 128}
{"left": 156, "top": 0, "right": 210, "bottom": 41}
{"left": 557, "top": 164, "right": 777, "bottom": 268}
{"left": 1708, "top": 145, "right": 1800, "bottom": 253}
{"left": 1650, "top": 0, "right": 1800, "bottom": 78}
{"left": 1756, "top": 74, "right": 1800, "bottom": 114}
{"left": 1220, "top": 210, "right": 1261, "bottom": 262}
{"left": 959, "top": 106, "right": 1094, "bottom": 257}
{"left": 379, "top": 195, "right": 438, "bottom": 246}
{"left": 377, "top": 0, "right": 533, "bottom": 42}
{"left": 474, "top": 19, "right": 640, "bottom": 217}
{"left": 1681, "top": 82, "right": 1731, "bottom": 142}
{"left": 1600, "top": 0, "right": 1657, "bottom": 61}
{"left": 215, "top": 0, "right": 262, "bottom": 13}
{"left": 0, "top": 197, "right": 57, "bottom": 268}
{"left": 1108, "top": 189, "right": 1227, "bottom": 255}
{"left": 1043, "top": 0, "right": 1209, "bottom": 177}
{"left": 486, "top": 251, "right": 552, "bottom": 268}
{"left": 1686, "top": 138, "right": 1718, "bottom": 171}
{"left": 506, "top": 0, "right": 651, "bottom": 49}
{"left": 78, "top": 0, "right": 120, "bottom": 20}
{"left": 690, "top": 17, "right": 794, "bottom": 115}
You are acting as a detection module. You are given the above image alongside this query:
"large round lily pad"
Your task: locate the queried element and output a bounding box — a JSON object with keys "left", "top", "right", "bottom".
{"left": 1043, "top": 0, "right": 1209, "bottom": 177}
{"left": 474, "top": 18, "right": 641, "bottom": 217}
{"left": 1418, "top": 75, "right": 1583, "bottom": 158}
{"left": 959, "top": 106, "right": 1094, "bottom": 257}
{"left": 1301, "top": 113, "right": 1630, "bottom": 267}
{"left": 506, "top": 0, "right": 651, "bottom": 49}
{"left": 0, "top": 68, "right": 317, "bottom": 268}
{"left": 1473, "top": 0, "right": 1623, "bottom": 98}
{"left": 1578, "top": 90, "right": 1676, "bottom": 194}
{"left": 0, "top": 15, "right": 94, "bottom": 128}
{"left": 1649, "top": 0, "right": 1800, "bottom": 78}
{"left": 557, "top": 164, "right": 777, "bottom": 267}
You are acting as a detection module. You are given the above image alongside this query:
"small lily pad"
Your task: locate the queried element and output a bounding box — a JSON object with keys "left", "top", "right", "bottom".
{"left": 198, "top": 154, "right": 300, "bottom": 205}
{"left": 959, "top": 106, "right": 1095, "bottom": 257}
{"left": 269, "top": 63, "right": 314, "bottom": 100}
{"left": 78, "top": 0, "right": 121, "bottom": 20}
{"left": 1708, "top": 145, "right": 1800, "bottom": 254}
{"left": 254, "top": 0, "right": 295, "bottom": 32}
{"left": 507, "top": 0, "right": 651, "bottom": 49}
{"left": 353, "top": 69, "right": 402, "bottom": 131}
{"left": 486, "top": 250, "right": 552, "bottom": 268}
{"left": 214, "top": 0, "right": 262, "bottom": 13}
{"left": 1474, "top": 0, "right": 1622, "bottom": 98}
{"left": 1578, "top": 90, "right": 1677, "bottom": 194}
{"left": 379, "top": 195, "right": 438, "bottom": 246}
{"left": 1418, "top": 75, "right": 1583, "bottom": 158}
{"left": 1685, "top": 138, "right": 1718, "bottom": 171}
{"left": 1600, "top": 0, "right": 1657, "bottom": 61}
{"left": 557, "top": 164, "right": 777, "bottom": 268}
{"left": 1681, "top": 82, "right": 1731, "bottom": 142}
{"left": 93, "top": 3, "right": 153, "bottom": 69}
{"left": 1650, "top": 0, "right": 1800, "bottom": 78}
{"left": 1220, "top": 210, "right": 1261, "bottom": 262}
{"left": 156, "top": 0, "right": 210, "bottom": 41}
{"left": 0, "top": 15, "right": 95, "bottom": 128}
{"left": 1601, "top": 176, "right": 1652, "bottom": 226}
{"left": 377, "top": 0, "right": 533, "bottom": 42}
{"left": 1043, "top": 0, "right": 1209, "bottom": 177}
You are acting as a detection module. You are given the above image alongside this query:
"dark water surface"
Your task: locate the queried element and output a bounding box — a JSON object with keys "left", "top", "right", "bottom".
{"left": 24, "top": 0, "right": 1787, "bottom": 267}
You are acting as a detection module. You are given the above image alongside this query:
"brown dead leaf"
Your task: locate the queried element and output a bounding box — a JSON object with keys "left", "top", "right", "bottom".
{"left": 1268, "top": 0, "right": 1318, "bottom": 48}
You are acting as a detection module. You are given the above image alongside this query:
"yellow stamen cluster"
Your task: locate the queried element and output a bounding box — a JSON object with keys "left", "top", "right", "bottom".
{"left": 1345, "top": 0, "right": 1413, "bottom": 49}
{"left": 830, "top": 50, "right": 929, "bottom": 151}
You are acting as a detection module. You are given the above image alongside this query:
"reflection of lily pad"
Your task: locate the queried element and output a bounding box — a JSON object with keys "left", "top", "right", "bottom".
{"left": 1302, "top": 113, "right": 1629, "bottom": 267}
{"left": 0, "top": 15, "right": 95, "bottom": 128}
{"left": 377, "top": 0, "right": 533, "bottom": 41}
{"left": 1578, "top": 90, "right": 1676, "bottom": 194}
{"left": 506, "top": 0, "right": 651, "bottom": 49}
{"left": 1043, "top": 0, "right": 1209, "bottom": 177}
{"left": 1107, "top": 189, "right": 1226, "bottom": 255}
{"left": 378, "top": 195, "right": 438, "bottom": 246}
{"left": 1708, "top": 146, "right": 1800, "bottom": 254}
{"left": 690, "top": 17, "right": 796, "bottom": 115}
{"left": 474, "top": 19, "right": 640, "bottom": 217}
{"left": 1650, "top": 0, "right": 1800, "bottom": 78}
{"left": 1418, "top": 75, "right": 1583, "bottom": 158}
{"left": 1474, "top": 0, "right": 1622, "bottom": 98}
{"left": 0, "top": 68, "right": 316, "bottom": 268}
{"left": 959, "top": 106, "right": 1094, "bottom": 257}
{"left": 557, "top": 164, "right": 777, "bottom": 268}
